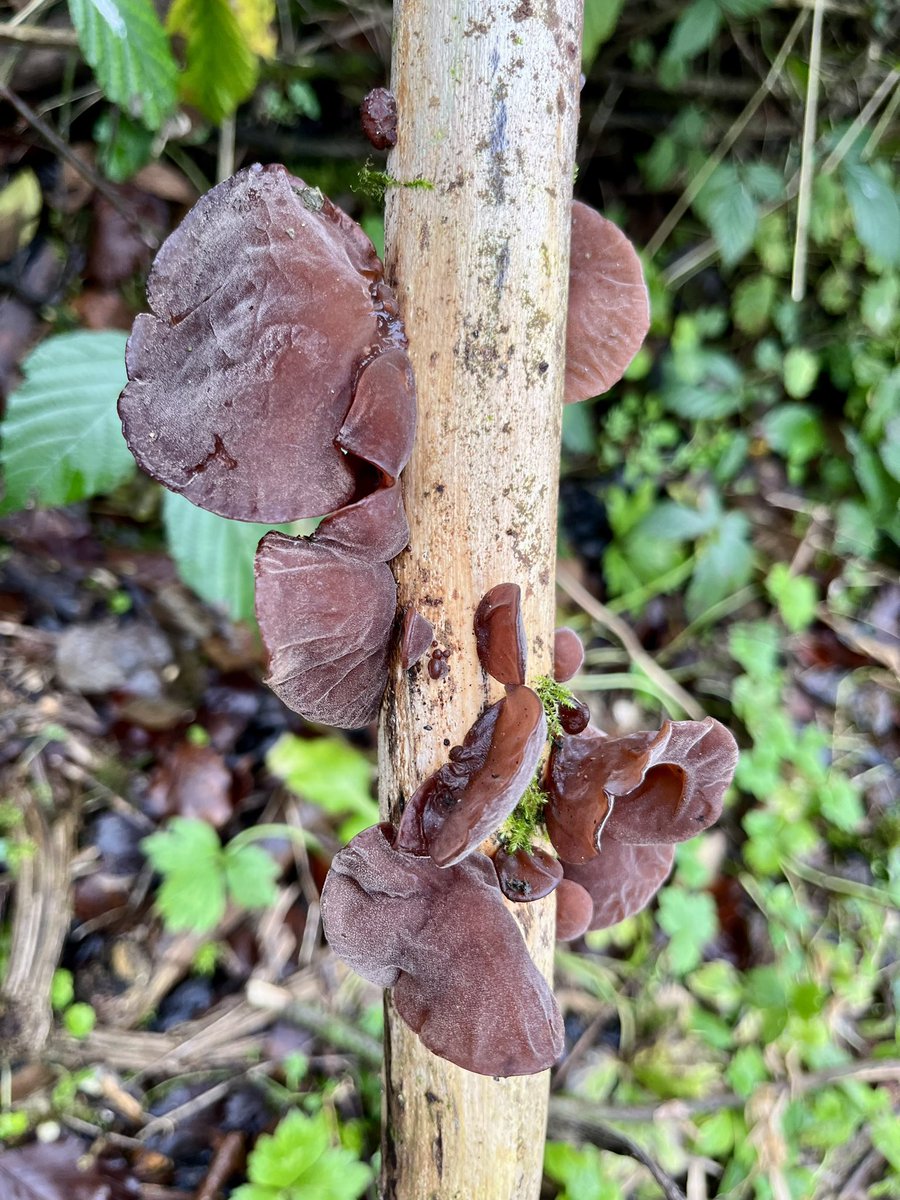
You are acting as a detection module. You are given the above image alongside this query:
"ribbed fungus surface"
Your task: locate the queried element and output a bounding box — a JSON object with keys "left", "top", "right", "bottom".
{"left": 563, "top": 841, "right": 675, "bottom": 931}
{"left": 321, "top": 823, "right": 564, "bottom": 1077}
{"left": 254, "top": 535, "right": 396, "bottom": 728}
{"left": 397, "top": 686, "right": 547, "bottom": 867}
{"left": 474, "top": 582, "right": 527, "bottom": 686}
{"left": 553, "top": 626, "right": 584, "bottom": 682}
{"left": 119, "top": 163, "right": 419, "bottom": 729}
{"left": 120, "top": 163, "right": 408, "bottom": 524}
{"left": 546, "top": 717, "right": 738, "bottom": 861}
{"left": 493, "top": 845, "right": 563, "bottom": 902}
{"left": 564, "top": 201, "right": 650, "bottom": 405}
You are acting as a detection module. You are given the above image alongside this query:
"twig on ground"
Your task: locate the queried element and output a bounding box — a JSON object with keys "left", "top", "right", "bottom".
{"left": 0, "top": 23, "right": 78, "bottom": 46}
{"left": 546, "top": 1106, "right": 687, "bottom": 1200}
{"left": 556, "top": 563, "right": 705, "bottom": 720}
{"left": 196, "top": 1131, "right": 246, "bottom": 1200}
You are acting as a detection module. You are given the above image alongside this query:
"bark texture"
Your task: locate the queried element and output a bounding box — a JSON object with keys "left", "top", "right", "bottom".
{"left": 378, "top": 2, "right": 582, "bottom": 1196}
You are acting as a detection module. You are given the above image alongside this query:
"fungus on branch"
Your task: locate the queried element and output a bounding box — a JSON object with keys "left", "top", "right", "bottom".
{"left": 562, "top": 841, "right": 676, "bottom": 932}
{"left": 493, "top": 845, "right": 563, "bottom": 903}
{"left": 474, "top": 582, "right": 527, "bottom": 686}
{"left": 553, "top": 627, "right": 584, "bottom": 682}
{"left": 321, "top": 823, "right": 564, "bottom": 1077}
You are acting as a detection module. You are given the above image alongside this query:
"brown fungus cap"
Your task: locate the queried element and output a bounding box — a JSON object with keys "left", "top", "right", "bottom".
{"left": 119, "top": 163, "right": 415, "bottom": 524}
{"left": 360, "top": 87, "right": 398, "bottom": 150}
{"left": 399, "top": 606, "right": 434, "bottom": 671}
{"left": 474, "top": 582, "right": 527, "bottom": 686}
{"left": 564, "top": 201, "right": 650, "bottom": 405}
{"left": 563, "top": 841, "right": 675, "bottom": 931}
{"left": 554, "top": 878, "right": 594, "bottom": 941}
{"left": 321, "top": 823, "right": 564, "bottom": 1077}
{"left": 546, "top": 717, "right": 738, "bottom": 860}
{"left": 397, "top": 685, "right": 547, "bottom": 867}
{"left": 254, "top": 533, "right": 396, "bottom": 728}
{"left": 493, "top": 845, "right": 563, "bottom": 903}
{"left": 553, "top": 627, "right": 584, "bottom": 682}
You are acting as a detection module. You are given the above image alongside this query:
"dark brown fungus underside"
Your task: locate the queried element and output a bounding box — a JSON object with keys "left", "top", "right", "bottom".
{"left": 565, "top": 200, "right": 650, "bottom": 405}
{"left": 399, "top": 606, "right": 434, "bottom": 670}
{"left": 474, "top": 582, "right": 527, "bottom": 686}
{"left": 321, "top": 824, "right": 564, "bottom": 1076}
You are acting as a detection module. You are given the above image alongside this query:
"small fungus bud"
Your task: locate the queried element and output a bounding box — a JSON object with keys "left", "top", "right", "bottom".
{"left": 399, "top": 606, "right": 434, "bottom": 671}
{"left": 554, "top": 879, "right": 594, "bottom": 941}
{"left": 493, "top": 846, "right": 563, "bottom": 903}
{"left": 558, "top": 697, "right": 590, "bottom": 735}
{"left": 474, "top": 582, "right": 527, "bottom": 686}
{"left": 360, "top": 87, "right": 398, "bottom": 150}
{"left": 553, "top": 627, "right": 584, "bottom": 682}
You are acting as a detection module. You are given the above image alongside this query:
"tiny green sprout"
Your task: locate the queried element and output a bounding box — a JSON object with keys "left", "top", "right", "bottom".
{"left": 186, "top": 723, "right": 211, "bottom": 747}
{"left": 63, "top": 1002, "right": 97, "bottom": 1040}
{"left": 354, "top": 158, "right": 435, "bottom": 203}
{"left": 192, "top": 941, "right": 221, "bottom": 976}
{"left": 534, "top": 674, "right": 579, "bottom": 740}
{"left": 0, "top": 1110, "right": 29, "bottom": 1142}
{"left": 50, "top": 968, "right": 75, "bottom": 1011}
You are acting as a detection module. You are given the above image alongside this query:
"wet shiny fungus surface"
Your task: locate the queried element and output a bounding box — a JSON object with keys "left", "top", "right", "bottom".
{"left": 474, "top": 582, "right": 527, "bottom": 686}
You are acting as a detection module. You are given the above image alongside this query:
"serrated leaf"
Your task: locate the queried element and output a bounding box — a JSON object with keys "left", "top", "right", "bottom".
{"left": 841, "top": 158, "right": 900, "bottom": 267}
{"left": 0, "top": 331, "right": 135, "bottom": 515}
{"left": 143, "top": 816, "right": 227, "bottom": 932}
{"left": 686, "top": 511, "right": 754, "bottom": 619}
{"left": 162, "top": 493, "right": 313, "bottom": 623}
{"left": 657, "top": 887, "right": 718, "bottom": 974}
{"left": 223, "top": 843, "right": 280, "bottom": 910}
{"left": 67, "top": 0, "right": 178, "bottom": 130}
{"left": 582, "top": 0, "right": 625, "bottom": 67}
{"left": 694, "top": 162, "right": 758, "bottom": 266}
{"left": 167, "top": 0, "right": 258, "bottom": 123}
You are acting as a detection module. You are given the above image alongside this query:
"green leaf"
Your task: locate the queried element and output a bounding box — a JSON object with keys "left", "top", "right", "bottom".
{"left": 841, "top": 158, "right": 900, "bottom": 267}
{"left": 162, "top": 493, "right": 313, "bottom": 624}
{"left": 582, "top": 0, "right": 625, "bottom": 67}
{"left": 142, "top": 817, "right": 227, "bottom": 932}
{"left": 861, "top": 274, "right": 899, "bottom": 337}
{"left": 871, "top": 1111, "right": 900, "bottom": 1173}
{"left": 240, "top": 1110, "right": 372, "bottom": 1200}
{"left": 267, "top": 735, "right": 376, "bottom": 824}
{"left": 657, "top": 887, "right": 719, "bottom": 974}
{"left": 765, "top": 563, "right": 818, "bottom": 632}
{"left": 663, "top": 349, "right": 746, "bottom": 420}
{"left": 167, "top": 0, "right": 258, "bottom": 124}
{"left": 544, "top": 1142, "right": 614, "bottom": 1200}
{"left": 67, "top": 0, "right": 178, "bottom": 130}
{"left": 51, "top": 968, "right": 75, "bottom": 1011}
{"left": 63, "top": 1002, "right": 97, "bottom": 1039}
{"left": 732, "top": 273, "right": 776, "bottom": 335}
{"left": 0, "top": 331, "right": 135, "bottom": 515}
{"left": 694, "top": 162, "right": 757, "bottom": 266}
{"left": 818, "top": 772, "right": 865, "bottom": 832}
{"left": 686, "top": 511, "right": 754, "bottom": 619}
{"left": 726, "top": 1045, "right": 768, "bottom": 1096}
{"left": 664, "top": 0, "right": 722, "bottom": 64}
{"left": 94, "top": 110, "right": 155, "bottom": 182}
{"left": 761, "top": 403, "right": 825, "bottom": 467}
{"left": 637, "top": 495, "right": 721, "bottom": 541}
{"left": 223, "top": 843, "right": 280, "bottom": 910}
{"left": 782, "top": 347, "right": 820, "bottom": 399}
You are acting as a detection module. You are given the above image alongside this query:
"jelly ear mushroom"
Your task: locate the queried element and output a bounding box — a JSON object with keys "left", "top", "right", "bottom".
{"left": 399, "top": 606, "right": 434, "bottom": 671}
{"left": 254, "top": 534, "right": 396, "bottom": 728}
{"left": 396, "top": 685, "right": 547, "bottom": 867}
{"left": 562, "top": 842, "right": 675, "bottom": 931}
{"left": 321, "top": 824, "right": 564, "bottom": 1076}
{"left": 553, "top": 627, "right": 584, "bottom": 682}
{"left": 474, "top": 583, "right": 527, "bottom": 686}
{"left": 120, "top": 164, "right": 413, "bottom": 524}
{"left": 555, "top": 879, "right": 594, "bottom": 941}
{"left": 565, "top": 201, "right": 650, "bottom": 405}
{"left": 493, "top": 846, "right": 563, "bottom": 903}
{"left": 546, "top": 717, "right": 738, "bottom": 861}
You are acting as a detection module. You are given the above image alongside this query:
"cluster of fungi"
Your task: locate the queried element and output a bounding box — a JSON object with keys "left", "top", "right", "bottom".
{"left": 119, "top": 147, "right": 738, "bottom": 1077}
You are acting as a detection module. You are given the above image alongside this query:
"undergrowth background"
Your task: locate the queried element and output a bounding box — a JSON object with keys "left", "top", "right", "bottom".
{"left": 0, "top": 1, "right": 898, "bottom": 1197}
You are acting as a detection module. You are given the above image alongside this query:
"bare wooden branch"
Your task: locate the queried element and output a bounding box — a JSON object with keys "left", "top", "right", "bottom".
{"left": 378, "top": 2, "right": 582, "bottom": 1195}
